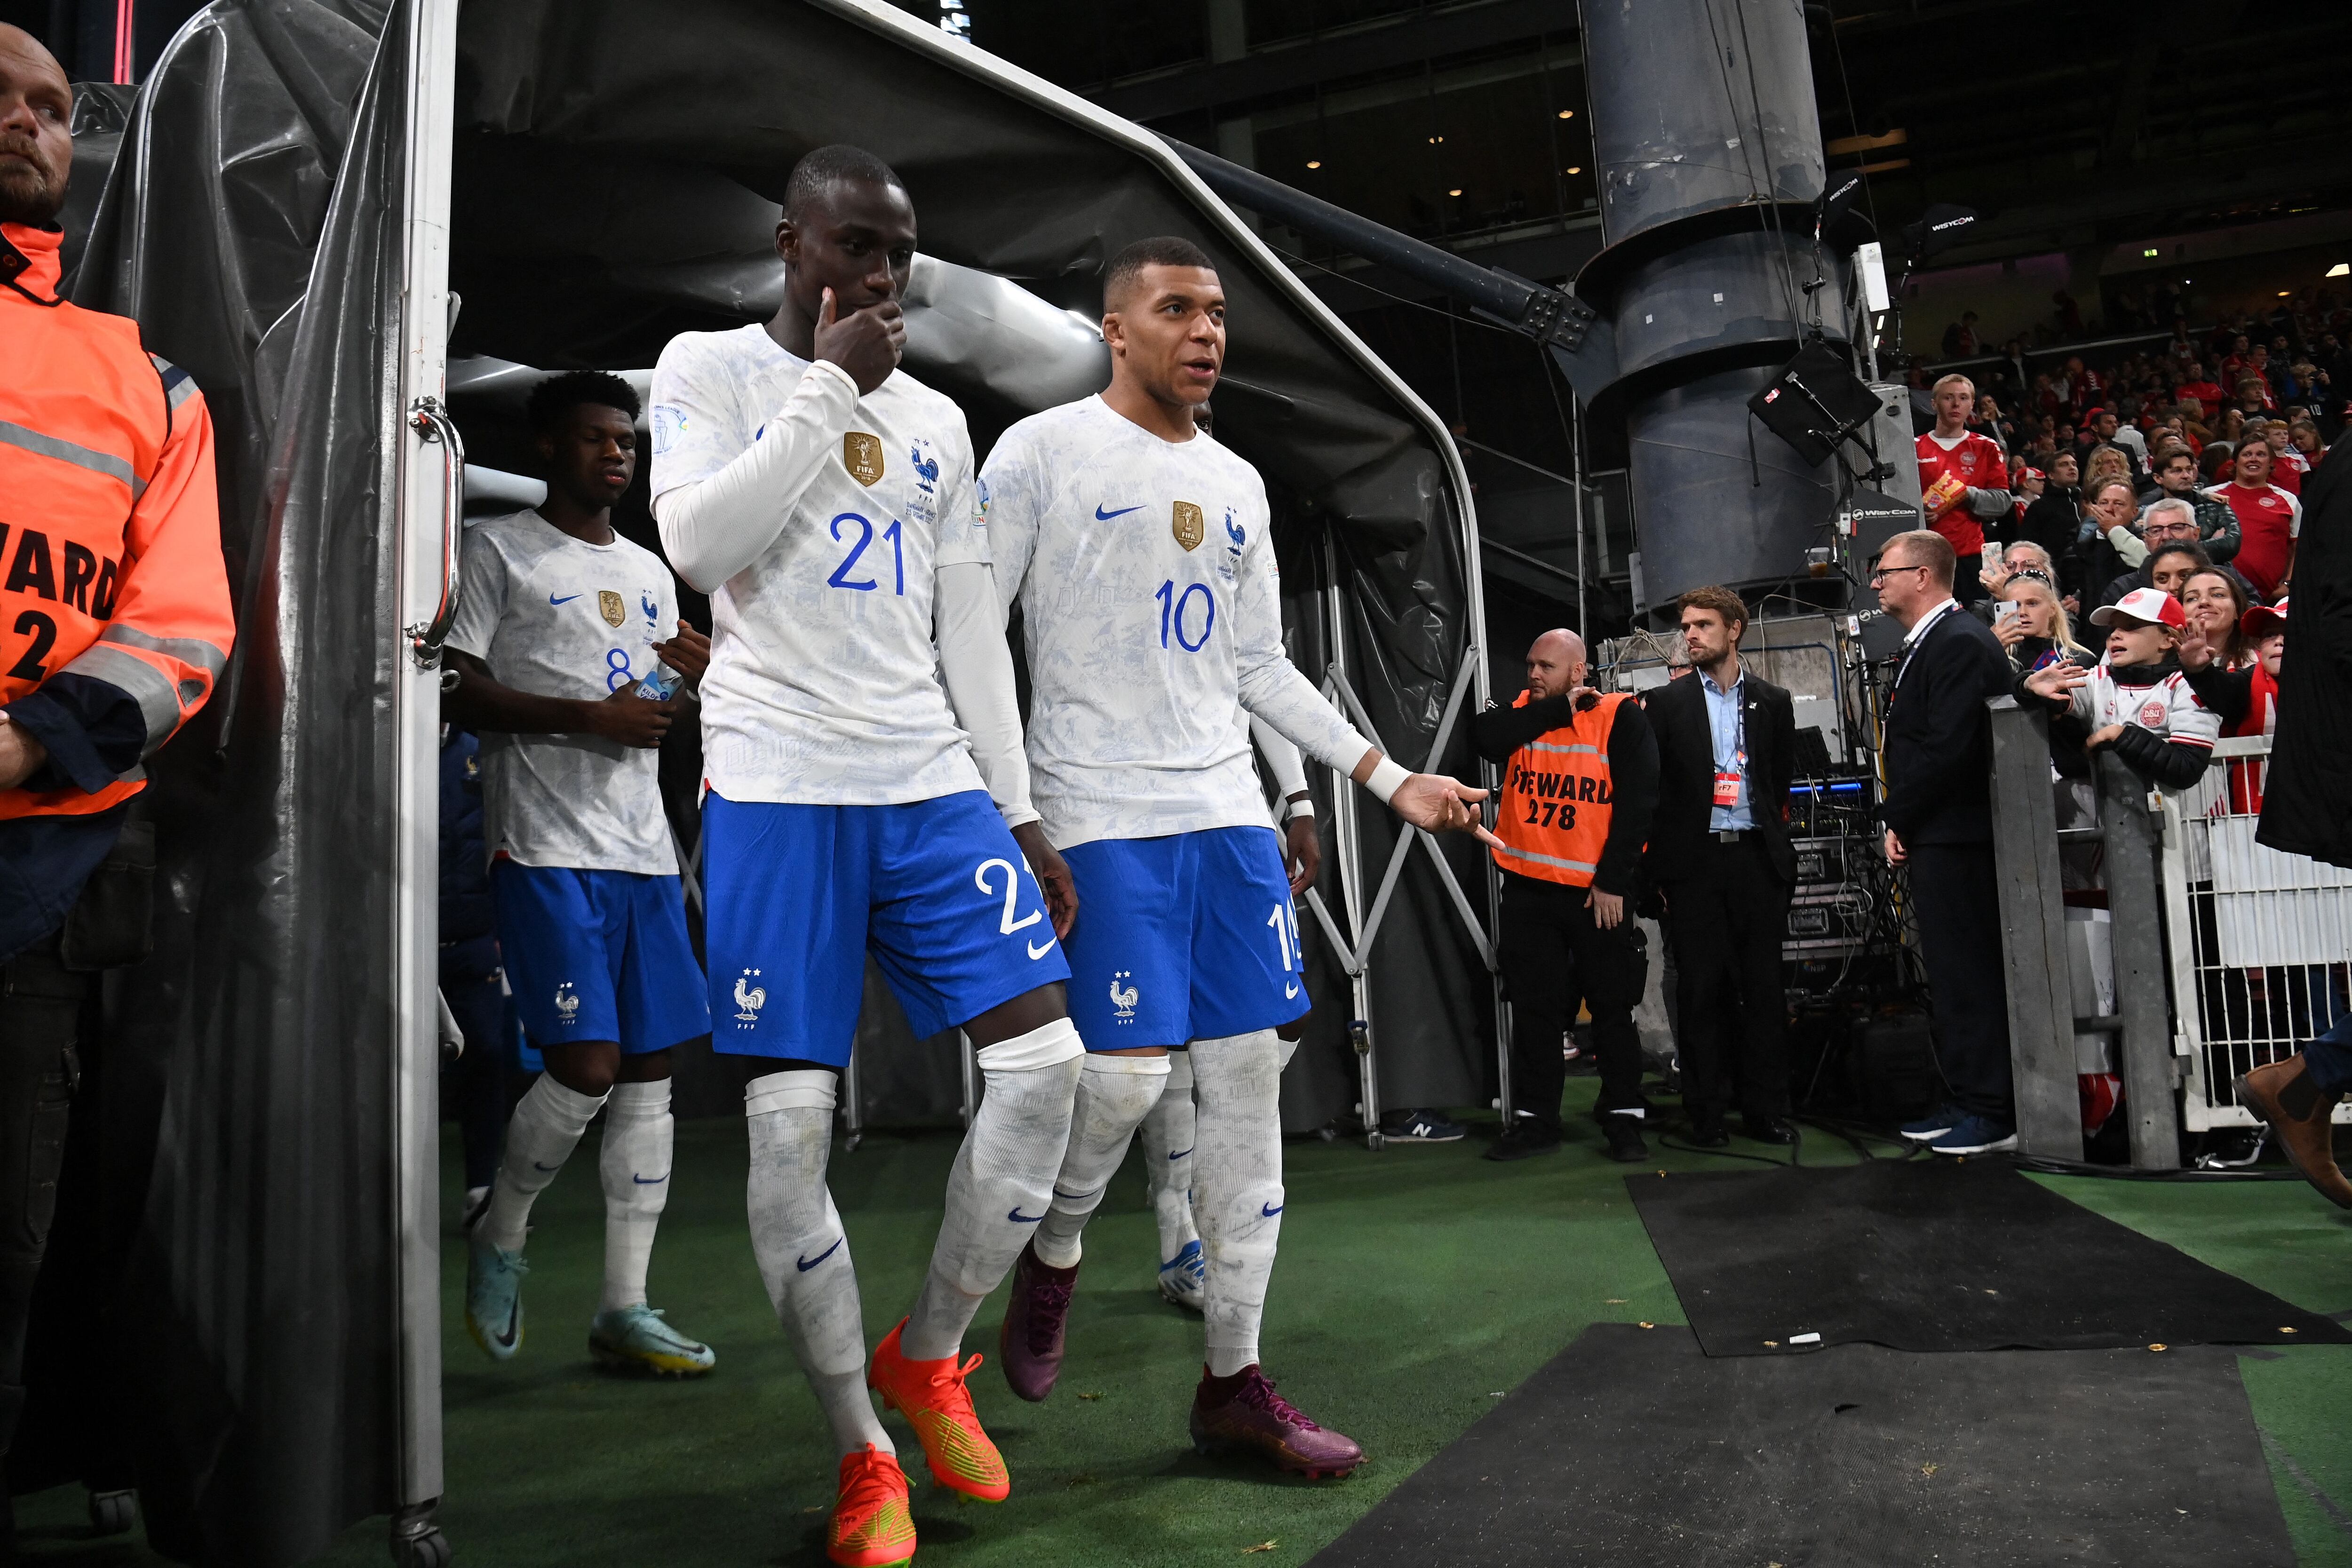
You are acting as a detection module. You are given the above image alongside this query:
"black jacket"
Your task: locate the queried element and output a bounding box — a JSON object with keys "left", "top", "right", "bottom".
{"left": 1473, "top": 690, "right": 1659, "bottom": 898}
{"left": 2259, "top": 453, "right": 2352, "bottom": 866}
{"left": 1880, "top": 605, "right": 2014, "bottom": 846}
{"left": 1639, "top": 667, "right": 1798, "bottom": 885}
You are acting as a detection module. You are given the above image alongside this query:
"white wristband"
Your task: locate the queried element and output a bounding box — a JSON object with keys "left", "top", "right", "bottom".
{"left": 1284, "top": 797, "right": 1316, "bottom": 822}
{"left": 1364, "top": 756, "right": 1412, "bottom": 805}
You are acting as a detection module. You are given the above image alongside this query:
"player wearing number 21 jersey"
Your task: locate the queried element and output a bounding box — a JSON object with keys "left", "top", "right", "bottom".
{"left": 980, "top": 236, "right": 1496, "bottom": 1481}
{"left": 649, "top": 145, "right": 1087, "bottom": 1568}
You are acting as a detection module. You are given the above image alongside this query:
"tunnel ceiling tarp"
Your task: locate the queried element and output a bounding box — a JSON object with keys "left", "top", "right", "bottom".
{"left": 47, "top": 2, "right": 1493, "bottom": 1560}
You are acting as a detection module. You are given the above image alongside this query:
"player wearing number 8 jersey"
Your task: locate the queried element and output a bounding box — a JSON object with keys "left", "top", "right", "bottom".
{"left": 444, "top": 371, "right": 717, "bottom": 1383}
{"left": 650, "top": 146, "right": 1084, "bottom": 1568}
{"left": 979, "top": 236, "right": 1497, "bottom": 1478}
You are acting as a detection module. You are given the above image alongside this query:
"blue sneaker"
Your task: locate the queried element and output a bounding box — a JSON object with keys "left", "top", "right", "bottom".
{"left": 1900, "top": 1106, "right": 1958, "bottom": 1143}
{"left": 1928, "top": 1114, "right": 2018, "bottom": 1156}
{"left": 589, "top": 1304, "right": 716, "bottom": 1377}
{"left": 465, "top": 1231, "right": 527, "bottom": 1361}
{"left": 1384, "top": 1109, "right": 1466, "bottom": 1143}
{"left": 1158, "top": 1238, "right": 1205, "bottom": 1311}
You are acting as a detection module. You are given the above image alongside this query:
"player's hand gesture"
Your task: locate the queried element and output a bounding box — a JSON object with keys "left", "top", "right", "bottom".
{"left": 582, "top": 687, "right": 674, "bottom": 748}
{"left": 652, "top": 619, "right": 711, "bottom": 690}
{"left": 813, "top": 287, "right": 906, "bottom": 396}
{"left": 1390, "top": 772, "right": 1503, "bottom": 850}
{"left": 1010, "top": 821, "right": 1079, "bottom": 939}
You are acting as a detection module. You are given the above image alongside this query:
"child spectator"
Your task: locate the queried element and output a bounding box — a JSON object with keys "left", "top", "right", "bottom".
{"left": 2021, "top": 587, "right": 2218, "bottom": 790}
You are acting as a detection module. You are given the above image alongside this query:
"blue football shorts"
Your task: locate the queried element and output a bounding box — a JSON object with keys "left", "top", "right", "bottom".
{"left": 1059, "top": 825, "right": 1309, "bottom": 1051}
{"left": 491, "top": 861, "right": 710, "bottom": 1055}
{"left": 701, "top": 789, "right": 1073, "bottom": 1063}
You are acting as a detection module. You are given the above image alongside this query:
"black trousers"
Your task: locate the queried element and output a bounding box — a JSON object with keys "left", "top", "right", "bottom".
{"left": 1663, "top": 836, "right": 1794, "bottom": 1126}
{"left": 0, "top": 938, "right": 85, "bottom": 1458}
{"left": 1954, "top": 554, "right": 1988, "bottom": 608}
{"left": 1499, "top": 873, "right": 1647, "bottom": 1130}
{"left": 1908, "top": 841, "right": 2013, "bottom": 1119}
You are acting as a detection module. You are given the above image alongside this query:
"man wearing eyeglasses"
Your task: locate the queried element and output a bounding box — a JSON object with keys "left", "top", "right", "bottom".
{"left": 1871, "top": 531, "right": 2019, "bottom": 1156}
{"left": 2093, "top": 499, "right": 2253, "bottom": 610}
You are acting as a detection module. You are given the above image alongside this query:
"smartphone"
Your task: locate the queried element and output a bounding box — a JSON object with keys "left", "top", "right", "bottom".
{"left": 1993, "top": 601, "right": 2020, "bottom": 626}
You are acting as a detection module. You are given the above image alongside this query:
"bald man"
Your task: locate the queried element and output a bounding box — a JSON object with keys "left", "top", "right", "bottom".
{"left": 1474, "top": 627, "right": 1660, "bottom": 1161}
{"left": 4, "top": 19, "right": 233, "bottom": 1502}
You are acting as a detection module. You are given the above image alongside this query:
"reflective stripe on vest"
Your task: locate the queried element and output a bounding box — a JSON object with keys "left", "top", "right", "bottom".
{"left": 1493, "top": 690, "right": 1629, "bottom": 888}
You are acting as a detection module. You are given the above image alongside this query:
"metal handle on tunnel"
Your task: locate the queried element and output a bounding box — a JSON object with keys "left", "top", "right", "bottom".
{"left": 405, "top": 395, "right": 465, "bottom": 669}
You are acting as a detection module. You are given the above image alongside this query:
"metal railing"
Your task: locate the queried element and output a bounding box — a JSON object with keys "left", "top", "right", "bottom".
{"left": 1993, "top": 709, "right": 2352, "bottom": 1162}
{"left": 2156, "top": 735, "right": 2352, "bottom": 1132}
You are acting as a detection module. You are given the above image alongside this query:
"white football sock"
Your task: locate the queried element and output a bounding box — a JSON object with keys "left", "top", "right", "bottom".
{"left": 598, "top": 1079, "right": 672, "bottom": 1313}
{"left": 901, "top": 1020, "right": 1086, "bottom": 1361}
{"left": 480, "top": 1074, "right": 607, "bottom": 1253}
{"left": 1040, "top": 1052, "right": 1175, "bottom": 1270}
{"left": 1192, "top": 1030, "right": 1285, "bottom": 1377}
{"left": 1139, "top": 1050, "right": 1198, "bottom": 1264}
{"left": 745, "top": 1069, "right": 891, "bottom": 1459}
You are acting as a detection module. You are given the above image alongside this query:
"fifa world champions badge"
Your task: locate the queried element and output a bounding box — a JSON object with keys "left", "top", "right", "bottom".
{"left": 1171, "top": 500, "right": 1205, "bottom": 551}
{"left": 844, "top": 431, "right": 885, "bottom": 486}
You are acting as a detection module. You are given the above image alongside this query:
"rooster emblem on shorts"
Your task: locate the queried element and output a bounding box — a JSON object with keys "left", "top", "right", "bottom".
{"left": 733, "top": 968, "right": 767, "bottom": 1027}
{"left": 1109, "top": 970, "right": 1139, "bottom": 1023}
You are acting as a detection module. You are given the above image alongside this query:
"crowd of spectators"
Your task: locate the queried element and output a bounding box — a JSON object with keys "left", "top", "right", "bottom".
{"left": 1912, "top": 289, "right": 2347, "bottom": 619}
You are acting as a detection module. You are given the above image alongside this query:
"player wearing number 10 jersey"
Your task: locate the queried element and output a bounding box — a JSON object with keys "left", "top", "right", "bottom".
{"left": 979, "top": 236, "right": 1497, "bottom": 1478}
{"left": 650, "top": 146, "right": 1086, "bottom": 1568}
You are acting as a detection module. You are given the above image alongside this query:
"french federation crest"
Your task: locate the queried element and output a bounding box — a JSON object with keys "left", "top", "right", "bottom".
{"left": 1172, "top": 501, "right": 1205, "bottom": 551}
{"left": 844, "top": 431, "right": 885, "bottom": 486}
{"left": 598, "top": 590, "right": 626, "bottom": 628}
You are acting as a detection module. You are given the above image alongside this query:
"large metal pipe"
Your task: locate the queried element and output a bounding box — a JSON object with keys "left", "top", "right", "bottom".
{"left": 1576, "top": 0, "right": 1844, "bottom": 611}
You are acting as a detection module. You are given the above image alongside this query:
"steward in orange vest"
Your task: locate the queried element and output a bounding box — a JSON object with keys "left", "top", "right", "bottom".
{"left": 1, "top": 37, "right": 232, "bottom": 959}
{"left": 1472, "top": 629, "right": 1658, "bottom": 1160}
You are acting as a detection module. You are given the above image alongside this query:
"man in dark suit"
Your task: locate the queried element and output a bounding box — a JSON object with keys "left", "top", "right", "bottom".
{"left": 1642, "top": 587, "right": 1799, "bottom": 1146}
{"left": 1874, "top": 528, "right": 2019, "bottom": 1155}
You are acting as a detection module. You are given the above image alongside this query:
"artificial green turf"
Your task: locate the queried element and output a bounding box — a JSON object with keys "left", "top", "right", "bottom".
{"left": 15, "top": 1082, "right": 2352, "bottom": 1566}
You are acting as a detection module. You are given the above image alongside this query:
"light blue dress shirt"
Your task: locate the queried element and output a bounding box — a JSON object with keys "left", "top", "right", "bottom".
{"left": 1702, "top": 668, "right": 1753, "bottom": 832}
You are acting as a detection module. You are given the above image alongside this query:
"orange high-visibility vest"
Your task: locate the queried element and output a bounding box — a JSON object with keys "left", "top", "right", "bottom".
{"left": 2, "top": 222, "right": 232, "bottom": 820}
{"left": 1491, "top": 689, "right": 1629, "bottom": 888}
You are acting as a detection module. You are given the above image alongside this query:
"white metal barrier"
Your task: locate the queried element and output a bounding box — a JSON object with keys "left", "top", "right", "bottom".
{"left": 2157, "top": 734, "right": 2352, "bottom": 1130}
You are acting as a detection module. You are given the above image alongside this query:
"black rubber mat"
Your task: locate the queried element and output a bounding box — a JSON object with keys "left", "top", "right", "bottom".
{"left": 1310, "top": 1323, "right": 2296, "bottom": 1568}
{"left": 1626, "top": 1158, "right": 2351, "bottom": 1355}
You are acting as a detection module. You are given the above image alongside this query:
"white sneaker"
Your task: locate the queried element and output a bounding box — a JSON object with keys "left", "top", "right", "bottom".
{"left": 1158, "top": 1239, "right": 1205, "bottom": 1311}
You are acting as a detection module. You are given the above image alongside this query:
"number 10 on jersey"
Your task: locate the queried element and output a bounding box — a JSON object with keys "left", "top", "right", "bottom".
{"left": 1156, "top": 579, "right": 1215, "bottom": 652}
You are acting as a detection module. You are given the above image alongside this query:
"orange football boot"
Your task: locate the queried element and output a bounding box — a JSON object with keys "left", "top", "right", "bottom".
{"left": 867, "top": 1318, "right": 1011, "bottom": 1502}
{"left": 827, "top": 1444, "right": 916, "bottom": 1568}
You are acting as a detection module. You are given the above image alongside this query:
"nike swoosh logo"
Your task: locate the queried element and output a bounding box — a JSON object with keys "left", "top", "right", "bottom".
{"left": 1008, "top": 1208, "right": 1046, "bottom": 1224}
{"left": 532, "top": 1161, "right": 562, "bottom": 1172}
{"left": 1028, "top": 938, "right": 1055, "bottom": 959}
{"left": 1095, "top": 503, "right": 1143, "bottom": 520}
{"left": 549, "top": 593, "right": 582, "bottom": 605}
{"left": 1260, "top": 1202, "right": 1284, "bottom": 1217}
{"left": 1168, "top": 1147, "right": 1193, "bottom": 1162}
{"left": 1285, "top": 982, "right": 1301, "bottom": 999}
{"left": 492, "top": 1302, "right": 519, "bottom": 1350}
{"left": 632, "top": 1171, "right": 668, "bottom": 1185}
{"left": 795, "top": 1237, "right": 843, "bottom": 1272}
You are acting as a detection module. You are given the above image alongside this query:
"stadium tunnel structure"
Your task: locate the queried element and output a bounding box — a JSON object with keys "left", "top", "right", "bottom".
{"left": 40, "top": 0, "right": 1503, "bottom": 1560}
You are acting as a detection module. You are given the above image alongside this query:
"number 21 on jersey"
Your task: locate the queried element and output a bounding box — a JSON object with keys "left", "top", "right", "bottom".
{"left": 828, "top": 512, "right": 906, "bottom": 595}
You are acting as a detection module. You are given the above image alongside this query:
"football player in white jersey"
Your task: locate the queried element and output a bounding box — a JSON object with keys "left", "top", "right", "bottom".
{"left": 647, "top": 147, "right": 1082, "bottom": 1568}
{"left": 983, "top": 236, "right": 1496, "bottom": 1478}
{"left": 444, "top": 371, "right": 717, "bottom": 1379}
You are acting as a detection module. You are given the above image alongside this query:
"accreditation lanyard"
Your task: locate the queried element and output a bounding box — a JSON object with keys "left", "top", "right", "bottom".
{"left": 1711, "top": 676, "right": 1746, "bottom": 810}
{"left": 1894, "top": 601, "right": 1958, "bottom": 694}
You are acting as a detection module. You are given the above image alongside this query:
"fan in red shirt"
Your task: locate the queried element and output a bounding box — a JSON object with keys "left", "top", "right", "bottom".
{"left": 1915, "top": 373, "right": 2011, "bottom": 607}
{"left": 2203, "top": 438, "right": 2300, "bottom": 600}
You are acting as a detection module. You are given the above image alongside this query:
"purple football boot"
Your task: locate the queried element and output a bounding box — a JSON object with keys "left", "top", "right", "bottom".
{"left": 1189, "top": 1366, "right": 1365, "bottom": 1479}
{"left": 997, "top": 1240, "right": 1079, "bottom": 1402}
